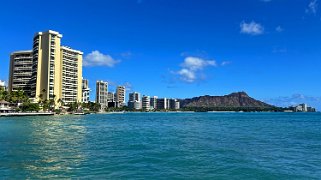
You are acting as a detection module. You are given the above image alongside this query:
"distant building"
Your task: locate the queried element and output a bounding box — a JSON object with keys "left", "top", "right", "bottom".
{"left": 116, "top": 86, "right": 126, "bottom": 107}
{"left": 307, "top": 107, "right": 316, "bottom": 112}
{"left": 0, "top": 80, "right": 5, "bottom": 91}
{"left": 142, "top": 95, "right": 150, "bottom": 110}
{"left": 8, "top": 50, "right": 33, "bottom": 97}
{"left": 150, "top": 96, "right": 158, "bottom": 110}
{"left": 129, "top": 92, "right": 140, "bottom": 102}
{"left": 107, "top": 92, "right": 115, "bottom": 102}
{"left": 169, "top": 99, "right": 180, "bottom": 110}
{"left": 96, "top": 81, "right": 108, "bottom": 108}
{"left": 82, "top": 78, "right": 90, "bottom": 103}
{"left": 128, "top": 92, "right": 141, "bottom": 110}
{"left": 290, "top": 103, "right": 316, "bottom": 112}
{"left": 157, "top": 98, "right": 167, "bottom": 110}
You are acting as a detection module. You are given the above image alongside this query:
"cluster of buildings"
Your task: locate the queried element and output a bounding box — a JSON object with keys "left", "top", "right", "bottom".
{"left": 288, "top": 104, "right": 316, "bottom": 112}
{"left": 128, "top": 92, "right": 180, "bottom": 111}
{"left": 3, "top": 30, "right": 180, "bottom": 112}
{"left": 96, "top": 80, "right": 126, "bottom": 109}
{"left": 95, "top": 81, "right": 180, "bottom": 111}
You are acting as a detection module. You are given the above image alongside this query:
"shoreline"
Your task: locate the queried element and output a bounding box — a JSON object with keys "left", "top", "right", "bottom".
{"left": 0, "top": 112, "right": 55, "bottom": 117}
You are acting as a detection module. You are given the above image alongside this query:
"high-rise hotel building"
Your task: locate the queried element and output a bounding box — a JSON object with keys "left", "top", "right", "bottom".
{"left": 8, "top": 51, "right": 33, "bottom": 97}
{"left": 9, "top": 30, "right": 83, "bottom": 105}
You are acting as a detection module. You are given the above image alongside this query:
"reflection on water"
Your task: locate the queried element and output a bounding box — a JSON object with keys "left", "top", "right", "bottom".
{"left": 0, "top": 115, "right": 87, "bottom": 178}
{"left": 1, "top": 113, "right": 321, "bottom": 179}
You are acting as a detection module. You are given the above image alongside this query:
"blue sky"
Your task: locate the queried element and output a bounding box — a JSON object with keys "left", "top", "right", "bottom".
{"left": 0, "top": 0, "right": 321, "bottom": 108}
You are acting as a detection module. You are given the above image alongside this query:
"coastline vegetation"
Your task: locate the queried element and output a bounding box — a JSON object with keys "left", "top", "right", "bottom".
{"left": 0, "top": 88, "right": 296, "bottom": 114}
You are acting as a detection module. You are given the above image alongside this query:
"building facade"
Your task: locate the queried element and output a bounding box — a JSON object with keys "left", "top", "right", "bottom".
{"left": 150, "top": 96, "right": 158, "bottom": 110}
{"left": 128, "top": 92, "right": 141, "bottom": 110}
{"left": 8, "top": 51, "right": 33, "bottom": 96}
{"left": 96, "top": 81, "right": 108, "bottom": 108}
{"left": 82, "top": 79, "right": 90, "bottom": 103}
{"left": 60, "top": 46, "right": 83, "bottom": 104}
{"left": 290, "top": 103, "right": 316, "bottom": 112}
{"left": 107, "top": 92, "right": 115, "bottom": 102}
{"left": 169, "top": 99, "right": 180, "bottom": 110}
{"left": 142, "top": 95, "right": 150, "bottom": 110}
{"left": 116, "top": 86, "right": 126, "bottom": 107}
{"left": 157, "top": 98, "right": 167, "bottom": 110}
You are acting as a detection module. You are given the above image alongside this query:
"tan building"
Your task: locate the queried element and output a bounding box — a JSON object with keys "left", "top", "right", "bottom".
{"left": 9, "top": 30, "right": 83, "bottom": 107}
{"left": 116, "top": 86, "right": 126, "bottom": 107}
{"left": 8, "top": 51, "right": 33, "bottom": 96}
{"left": 60, "top": 46, "right": 83, "bottom": 104}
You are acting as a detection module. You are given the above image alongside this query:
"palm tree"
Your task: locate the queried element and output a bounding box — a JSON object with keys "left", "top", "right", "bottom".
{"left": 58, "top": 98, "right": 64, "bottom": 106}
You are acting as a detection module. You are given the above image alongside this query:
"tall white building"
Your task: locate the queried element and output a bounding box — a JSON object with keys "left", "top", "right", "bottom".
{"left": 142, "top": 95, "right": 150, "bottom": 110}
{"left": 96, "top": 81, "right": 108, "bottom": 108}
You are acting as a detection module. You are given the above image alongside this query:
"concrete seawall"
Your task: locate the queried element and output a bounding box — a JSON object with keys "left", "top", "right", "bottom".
{"left": 0, "top": 112, "right": 55, "bottom": 117}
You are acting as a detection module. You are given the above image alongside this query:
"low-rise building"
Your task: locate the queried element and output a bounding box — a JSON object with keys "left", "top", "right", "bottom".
{"left": 0, "top": 100, "right": 13, "bottom": 113}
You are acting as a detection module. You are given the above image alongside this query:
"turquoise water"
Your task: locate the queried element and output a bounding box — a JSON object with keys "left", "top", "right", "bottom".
{"left": 0, "top": 112, "right": 321, "bottom": 179}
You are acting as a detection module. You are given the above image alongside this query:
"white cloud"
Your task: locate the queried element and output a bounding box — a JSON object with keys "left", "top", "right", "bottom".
{"left": 181, "top": 57, "right": 216, "bottom": 71}
{"left": 177, "top": 69, "right": 196, "bottom": 83}
{"left": 176, "top": 57, "right": 216, "bottom": 83}
{"left": 221, "top": 61, "right": 231, "bottom": 66}
{"left": 276, "top": 26, "right": 284, "bottom": 32}
{"left": 83, "top": 50, "right": 120, "bottom": 67}
{"left": 306, "top": 0, "right": 318, "bottom": 15}
{"left": 240, "top": 21, "right": 264, "bottom": 35}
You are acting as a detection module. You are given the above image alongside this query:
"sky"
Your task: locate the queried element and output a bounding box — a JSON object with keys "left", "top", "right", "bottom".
{"left": 0, "top": 0, "right": 321, "bottom": 109}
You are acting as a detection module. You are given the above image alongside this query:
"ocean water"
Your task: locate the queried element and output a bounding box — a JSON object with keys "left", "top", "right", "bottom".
{"left": 0, "top": 112, "right": 320, "bottom": 179}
